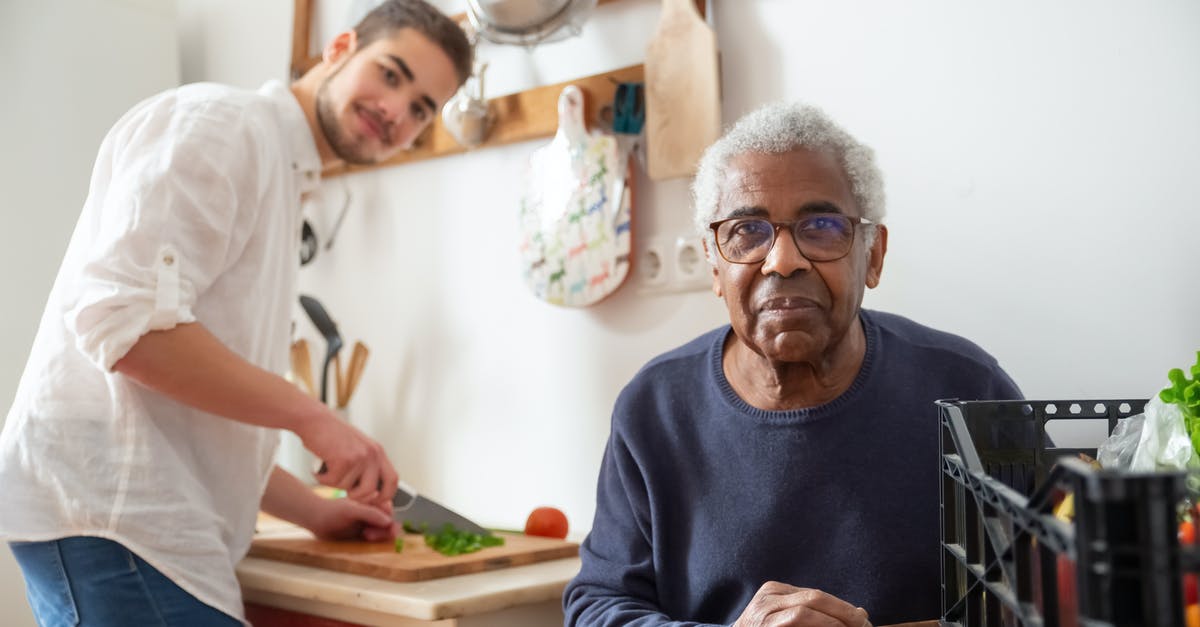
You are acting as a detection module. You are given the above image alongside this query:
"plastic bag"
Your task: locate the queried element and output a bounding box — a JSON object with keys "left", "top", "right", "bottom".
{"left": 1097, "top": 413, "right": 1144, "bottom": 470}
{"left": 1099, "top": 396, "right": 1199, "bottom": 472}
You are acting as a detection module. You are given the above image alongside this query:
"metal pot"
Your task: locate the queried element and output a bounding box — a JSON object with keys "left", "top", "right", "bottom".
{"left": 466, "top": 0, "right": 598, "bottom": 47}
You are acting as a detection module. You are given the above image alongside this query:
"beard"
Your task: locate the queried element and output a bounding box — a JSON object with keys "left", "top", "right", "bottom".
{"left": 315, "top": 75, "right": 383, "bottom": 166}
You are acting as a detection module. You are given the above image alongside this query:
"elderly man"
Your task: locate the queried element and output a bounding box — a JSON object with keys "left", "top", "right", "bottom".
{"left": 564, "top": 102, "right": 1021, "bottom": 626}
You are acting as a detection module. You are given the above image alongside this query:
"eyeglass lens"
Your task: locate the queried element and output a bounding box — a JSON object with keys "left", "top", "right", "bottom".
{"left": 715, "top": 215, "right": 856, "bottom": 263}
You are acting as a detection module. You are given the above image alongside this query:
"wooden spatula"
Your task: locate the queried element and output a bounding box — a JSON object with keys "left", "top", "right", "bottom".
{"left": 334, "top": 352, "right": 346, "bottom": 408}
{"left": 290, "top": 339, "right": 315, "bottom": 398}
{"left": 644, "top": 0, "right": 721, "bottom": 180}
{"left": 344, "top": 341, "right": 370, "bottom": 404}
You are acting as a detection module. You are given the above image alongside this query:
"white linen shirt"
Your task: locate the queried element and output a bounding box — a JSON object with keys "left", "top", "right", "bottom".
{"left": 0, "top": 80, "right": 321, "bottom": 624}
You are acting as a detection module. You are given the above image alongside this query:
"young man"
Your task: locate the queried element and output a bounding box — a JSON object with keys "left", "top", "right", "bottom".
{"left": 0, "top": 1, "right": 471, "bottom": 625}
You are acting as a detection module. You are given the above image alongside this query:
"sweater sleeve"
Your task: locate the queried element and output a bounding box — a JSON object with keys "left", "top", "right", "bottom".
{"left": 563, "top": 410, "right": 721, "bottom": 627}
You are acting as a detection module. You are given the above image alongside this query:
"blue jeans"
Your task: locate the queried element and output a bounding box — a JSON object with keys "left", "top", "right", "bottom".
{"left": 9, "top": 536, "right": 241, "bottom": 627}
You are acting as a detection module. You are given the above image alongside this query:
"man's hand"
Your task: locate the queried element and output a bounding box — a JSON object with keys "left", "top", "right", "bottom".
{"left": 732, "top": 582, "right": 872, "bottom": 627}
{"left": 112, "top": 322, "right": 397, "bottom": 512}
{"left": 261, "top": 467, "right": 398, "bottom": 542}
{"left": 297, "top": 414, "right": 399, "bottom": 510}
{"left": 306, "top": 495, "right": 400, "bottom": 542}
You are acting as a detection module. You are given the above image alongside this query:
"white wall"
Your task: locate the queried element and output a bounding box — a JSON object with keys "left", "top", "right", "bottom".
{"left": 724, "top": 1, "right": 1200, "bottom": 401}
{"left": 177, "top": 0, "right": 292, "bottom": 87}
{"left": 2, "top": 6, "right": 1197, "bottom": 621}
{"left": 0, "top": 1, "right": 181, "bottom": 624}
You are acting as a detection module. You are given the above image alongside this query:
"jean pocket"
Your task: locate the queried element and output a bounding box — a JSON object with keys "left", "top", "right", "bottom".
{"left": 9, "top": 541, "right": 81, "bottom": 627}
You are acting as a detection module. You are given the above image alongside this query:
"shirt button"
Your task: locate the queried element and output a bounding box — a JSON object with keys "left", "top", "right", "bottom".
{"left": 163, "top": 254, "right": 175, "bottom": 266}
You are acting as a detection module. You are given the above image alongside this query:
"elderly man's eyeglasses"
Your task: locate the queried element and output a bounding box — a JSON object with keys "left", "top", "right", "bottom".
{"left": 708, "top": 214, "right": 876, "bottom": 264}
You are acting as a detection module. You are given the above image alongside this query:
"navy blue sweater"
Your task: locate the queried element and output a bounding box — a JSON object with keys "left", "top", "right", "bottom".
{"left": 564, "top": 310, "right": 1022, "bottom": 626}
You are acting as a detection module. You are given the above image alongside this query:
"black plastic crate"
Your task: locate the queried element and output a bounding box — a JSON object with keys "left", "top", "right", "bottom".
{"left": 939, "top": 398, "right": 1200, "bottom": 627}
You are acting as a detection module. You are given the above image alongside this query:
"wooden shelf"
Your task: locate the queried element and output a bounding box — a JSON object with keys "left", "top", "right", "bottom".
{"left": 323, "top": 63, "right": 643, "bottom": 177}
{"left": 291, "top": 0, "right": 638, "bottom": 79}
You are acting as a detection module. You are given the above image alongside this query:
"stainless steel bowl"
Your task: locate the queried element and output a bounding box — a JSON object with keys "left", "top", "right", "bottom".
{"left": 467, "top": 0, "right": 597, "bottom": 46}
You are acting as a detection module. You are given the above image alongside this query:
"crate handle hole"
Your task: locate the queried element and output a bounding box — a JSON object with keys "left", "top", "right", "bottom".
{"left": 1069, "top": 403, "right": 1082, "bottom": 414}
{"left": 1119, "top": 402, "right": 1132, "bottom": 413}
{"left": 1093, "top": 403, "right": 1106, "bottom": 414}
{"left": 1045, "top": 403, "right": 1058, "bottom": 414}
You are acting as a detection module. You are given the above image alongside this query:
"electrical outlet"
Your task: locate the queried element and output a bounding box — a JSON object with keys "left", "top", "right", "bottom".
{"left": 672, "top": 236, "right": 711, "bottom": 291}
{"left": 635, "top": 234, "right": 712, "bottom": 295}
{"left": 636, "top": 237, "right": 669, "bottom": 290}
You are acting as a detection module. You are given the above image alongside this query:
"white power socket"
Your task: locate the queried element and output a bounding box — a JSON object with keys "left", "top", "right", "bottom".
{"left": 635, "top": 234, "right": 712, "bottom": 294}
{"left": 673, "top": 236, "right": 711, "bottom": 290}
{"left": 637, "top": 238, "right": 669, "bottom": 289}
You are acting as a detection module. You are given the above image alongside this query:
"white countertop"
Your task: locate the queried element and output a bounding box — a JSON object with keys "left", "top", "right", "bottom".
{"left": 236, "top": 518, "right": 580, "bottom": 625}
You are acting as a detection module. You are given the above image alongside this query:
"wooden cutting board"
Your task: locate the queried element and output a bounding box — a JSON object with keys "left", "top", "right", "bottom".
{"left": 644, "top": 0, "right": 721, "bottom": 180}
{"left": 247, "top": 531, "right": 578, "bottom": 583}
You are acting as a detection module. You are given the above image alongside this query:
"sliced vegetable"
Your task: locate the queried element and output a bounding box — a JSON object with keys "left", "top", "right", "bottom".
{"left": 402, "top": 520, "right": 505, "bottom": 556}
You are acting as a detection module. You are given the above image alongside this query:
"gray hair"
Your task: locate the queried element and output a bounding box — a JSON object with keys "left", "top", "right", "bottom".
{"left": 692, "top": 102, "right": 886, "bottom": 264}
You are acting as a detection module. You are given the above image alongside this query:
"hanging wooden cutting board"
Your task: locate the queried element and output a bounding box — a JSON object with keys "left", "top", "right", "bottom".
{"left": 644, "top": 0, "right": 721, "bottom": 180}
{"left": 247, "top": 532, "right": 578, "bottom": 583}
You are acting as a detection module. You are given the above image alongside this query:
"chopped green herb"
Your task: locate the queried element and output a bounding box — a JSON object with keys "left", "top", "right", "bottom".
{"left": 393, "top": 536, "right": 404, "bottom": 553}
{"left": 403, "top": 521, "right": 505, "bottom": 556}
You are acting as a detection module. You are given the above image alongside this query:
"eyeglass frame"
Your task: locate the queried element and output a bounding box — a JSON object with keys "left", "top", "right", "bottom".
{"left": 707, "top": 213, "right": 878, "bottom": 265}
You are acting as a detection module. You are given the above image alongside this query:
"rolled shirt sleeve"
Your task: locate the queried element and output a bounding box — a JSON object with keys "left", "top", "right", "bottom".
{"left": 64, "top": 93, "right": 263, "bottom": 371}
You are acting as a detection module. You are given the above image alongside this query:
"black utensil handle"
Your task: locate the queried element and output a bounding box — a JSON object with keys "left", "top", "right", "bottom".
{"left": 319, "top": 358, "right": 330, "bottom": 404}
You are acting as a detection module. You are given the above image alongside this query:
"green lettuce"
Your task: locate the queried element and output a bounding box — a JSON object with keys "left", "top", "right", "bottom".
{"left": 1161, "top": 351, "right": 1200, "bottom": 456}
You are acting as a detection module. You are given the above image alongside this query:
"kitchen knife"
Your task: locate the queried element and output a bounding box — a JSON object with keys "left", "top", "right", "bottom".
{"left": 393, "top": 481, "right": 489, "bottom": 536}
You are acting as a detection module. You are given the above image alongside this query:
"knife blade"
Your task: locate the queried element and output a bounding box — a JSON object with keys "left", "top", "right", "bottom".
{"left": 393, "top": 481, "right": 489, "bottom": 536}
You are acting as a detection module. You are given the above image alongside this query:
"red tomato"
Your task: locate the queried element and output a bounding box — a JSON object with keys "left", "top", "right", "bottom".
{"left": 1182, "top": 521, "right": 1197, "bottom": 546}
{"left": 1185, "top": 574, "right": 1199, "bottom": 607}
{"left": 524, "top": 507, "right": 569, "bottom": 539}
